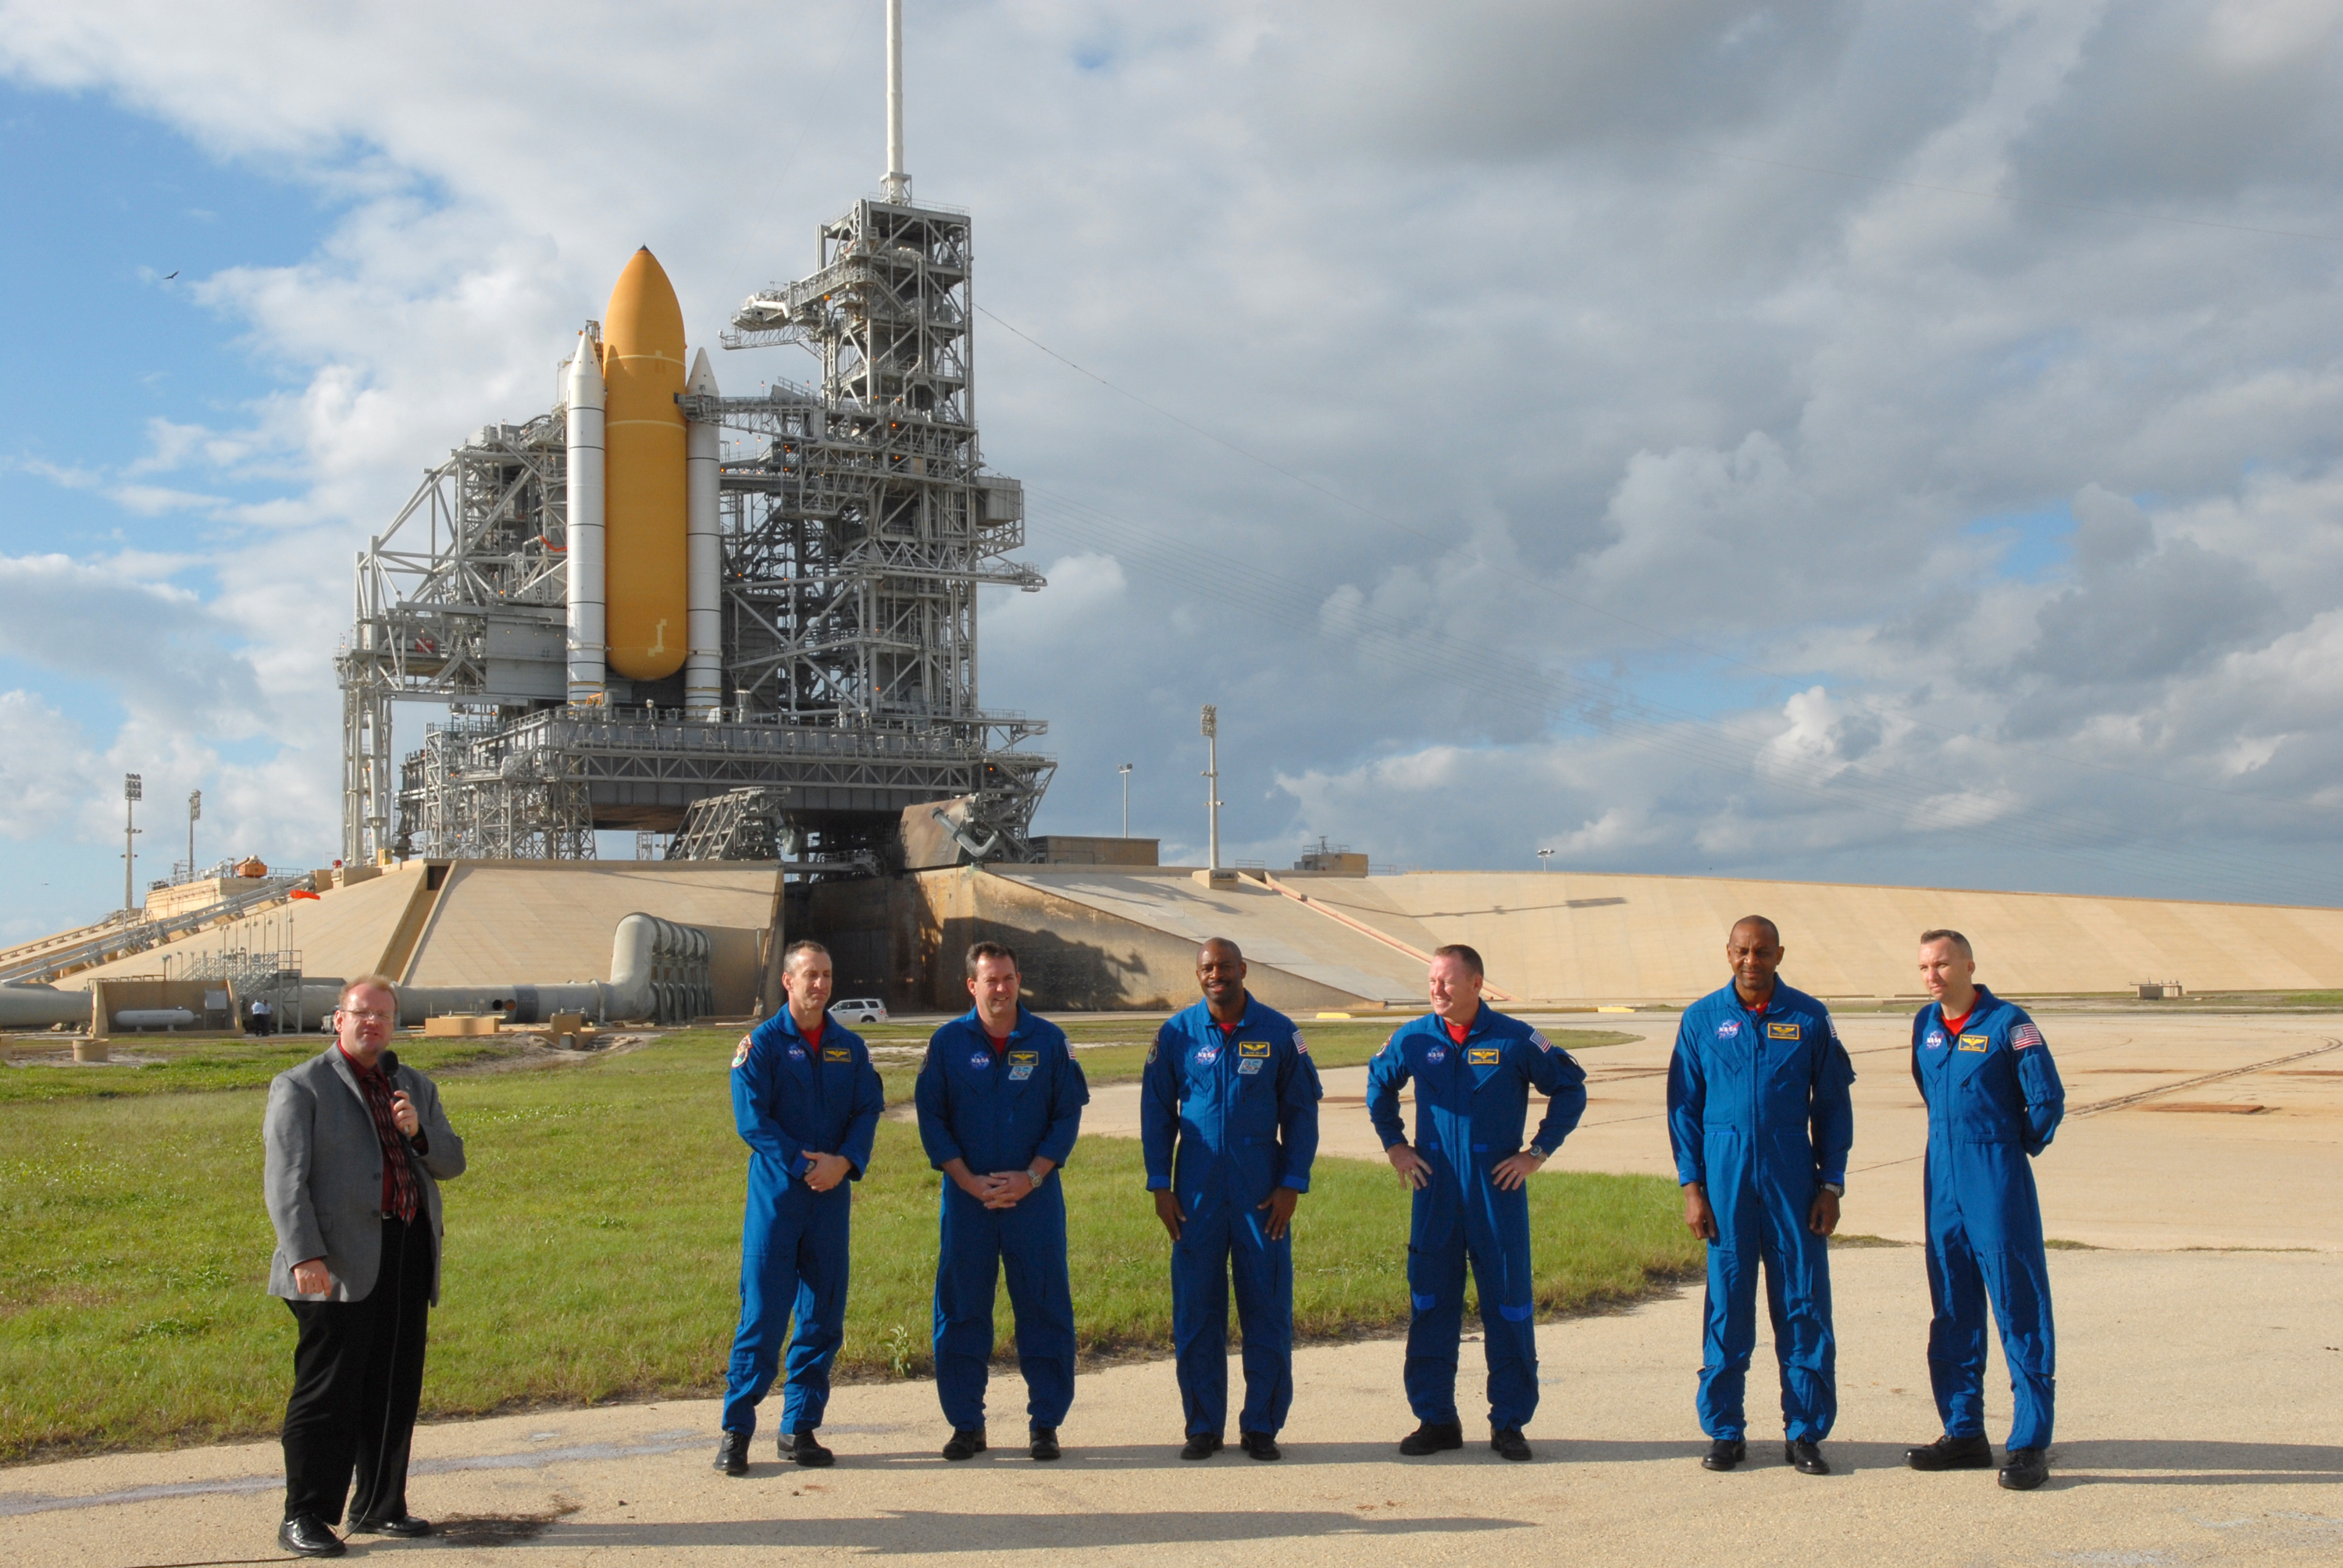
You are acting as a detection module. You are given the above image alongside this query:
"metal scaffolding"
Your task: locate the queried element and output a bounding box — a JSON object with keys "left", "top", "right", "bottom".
{"left": 335, "top": 201, "right": 1051, "bottom": 870}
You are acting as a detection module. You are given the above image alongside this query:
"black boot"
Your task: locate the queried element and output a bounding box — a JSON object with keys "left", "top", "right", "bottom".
{"left": 713, "top": 1430, "right": 751, "bottom": 1476}
{"left": 1399, "top": 1420, "right": 1464, "bottom": 1456}
{"left": 1906, "top": 1434, "right": 1994, "bottom": 1471}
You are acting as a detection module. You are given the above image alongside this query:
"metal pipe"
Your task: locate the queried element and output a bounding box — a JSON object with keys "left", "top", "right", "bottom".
{"left": 883, "top": 0, "right": 910, "bottom": 203}
{"left": 684, "top": 349, "right": 722, "bottom": 720}
{"left": 565, "top": 330, "right": 608, "bottom": 706}
{"left": 1200, "top": 706, "right": 1220, "bottom": 871}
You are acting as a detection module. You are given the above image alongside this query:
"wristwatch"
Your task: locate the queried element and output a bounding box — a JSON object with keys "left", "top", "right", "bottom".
{"left": 1821, "top": 1181, "right": 1845, "bottom": 1196}
{"left": 1026, "top": 1164, "right": 1050, "bottom": 1186}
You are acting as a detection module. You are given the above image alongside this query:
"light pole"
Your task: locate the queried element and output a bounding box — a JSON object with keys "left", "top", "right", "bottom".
{"left": 187, "top": 789, "right": 201, "bottom": 881}
{"left": 1118, "top": 763, "right": 1132, "bottom": 839}
{"left": 1200, "top": 707, "right": 1221, "bottom": 872}
{"left": 1537, "top": 847, "right": 1553, "bottom": 872}
{"left": 123, "top": 774, "right": 143, "bottom": 913}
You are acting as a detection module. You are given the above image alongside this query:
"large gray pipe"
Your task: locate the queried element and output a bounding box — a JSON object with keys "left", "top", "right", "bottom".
{"left": 0, "top": 982, "right": 86, "bottom": 1030}
{"left": 18, "top": 912, "right": 715, "bottom": 1036}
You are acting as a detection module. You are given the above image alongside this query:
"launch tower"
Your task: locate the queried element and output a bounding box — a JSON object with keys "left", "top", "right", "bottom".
{"left": 335, "top": 4, "right": 1050, "bottom": 870}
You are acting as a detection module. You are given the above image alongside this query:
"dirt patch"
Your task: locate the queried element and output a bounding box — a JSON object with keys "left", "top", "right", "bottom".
{"left": 2141, "top": 1101, "right": 2270, "bottom": 1114}
{"left": 433, "top": 1498, "right": 581, "bottom": 1546}
{"left": 433, "top": 1035, "right": 659, "bottom": 1077}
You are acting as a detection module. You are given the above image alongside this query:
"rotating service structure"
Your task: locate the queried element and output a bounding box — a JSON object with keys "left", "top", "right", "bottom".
{"left": 337, "top": 100, "right": 1051, "bottom": 871}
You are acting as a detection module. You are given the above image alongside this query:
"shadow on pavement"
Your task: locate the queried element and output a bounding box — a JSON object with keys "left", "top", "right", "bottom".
{"left": 2049, "top": 1438, "right": 2343, "bottom": 1486}
{"left": 527, "top": 1509, "right": 1532, "bottom": 1552}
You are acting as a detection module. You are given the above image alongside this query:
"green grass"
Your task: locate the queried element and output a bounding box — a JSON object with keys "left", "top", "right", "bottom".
{"left": 0, "top": 1028, "right": 1695, "bottom": 1461}
{"left": 0, "top": 1036, "right": 515, "bottom": 1104}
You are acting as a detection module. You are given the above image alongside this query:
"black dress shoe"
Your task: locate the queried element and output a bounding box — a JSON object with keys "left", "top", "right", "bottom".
{"left": 942, "top": 1426, "right": 987, "bottom": 1461}
{"left": 277, "top": 1515, "right": 345, "bottom": 1557}
{"left": 1180, "top": 1432, "right": 1224, "bottom": 1460}
{"left": 1999, "top": 1447, "right": 2049, "bottom": 1491}
{"left": 1786, "top": 1438, "right": 1830, "bottom": 1475}
{"left": 1702, "top": 1438, "right": 1747, "bottom": 1471}
{"left": 714, "top": 1430, "right": 751, "bottom": 1476}
{"left": 1490, "top": 1427, "right": 1532, "bottom": 1462}
{"left": 1239, "top": 1431, "right": 1281, "bottom": 1461}
{"left": 348, "top": 1514, "right": 431, "bottom": 1537}
{"left": 1906, "top": 1433, "right": 1994, "bottom": 1471}
{"left": 1398, "top": 1420, "right": 1464, "bottom": 1456}
{"left": 1029, "top": 1427, "right": 1061, "bottom": 1461}
{"left": 788, "top": 1429, "right": 835, "bottom": 1467}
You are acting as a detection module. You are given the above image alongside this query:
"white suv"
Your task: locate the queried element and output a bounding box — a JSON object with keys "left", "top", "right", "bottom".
{"left": 833, "top": 998, "right": 889, "bottom": 1025}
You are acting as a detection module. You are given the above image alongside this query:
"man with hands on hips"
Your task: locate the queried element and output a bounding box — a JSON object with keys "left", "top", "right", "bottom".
{"left": 1365, "top": 944, "right": 1586, "bottom": 1463}
{"left": 915, "top": 941, "right": 1089, "bottom": 1462}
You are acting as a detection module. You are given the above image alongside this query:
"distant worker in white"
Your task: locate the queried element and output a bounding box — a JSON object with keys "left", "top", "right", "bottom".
{"left": 1904, "top": 928, "right": 2065, "bottom": 1492}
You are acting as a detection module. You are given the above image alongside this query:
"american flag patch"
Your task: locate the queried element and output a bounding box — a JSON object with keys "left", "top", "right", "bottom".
{"left": 1528, "top": 1029, "right": 1555, "bottom": 1053}
{"left": 2011, "top": 1023, "right": 2043, "bottom": 1051}
{"left": 1293, "top": 1030, "right": 1309, "bottom": 1055}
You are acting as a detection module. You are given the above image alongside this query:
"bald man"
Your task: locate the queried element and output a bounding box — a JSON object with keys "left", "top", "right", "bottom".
{"left": 1667, "top": 917, "right": 1856, "bottom": 1477}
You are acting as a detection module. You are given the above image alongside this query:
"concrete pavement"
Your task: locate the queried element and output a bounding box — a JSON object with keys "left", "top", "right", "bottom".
{"left": 4, "top": 1003, "right": 2338, "bottom": 1566}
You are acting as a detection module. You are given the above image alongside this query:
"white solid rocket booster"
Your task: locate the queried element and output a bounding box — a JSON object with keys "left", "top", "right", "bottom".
{"left": 684, "top": 347, "right": 722, "bottom": 720}
{"left": 565, "top": 330, "right": 607, "bottom": 706}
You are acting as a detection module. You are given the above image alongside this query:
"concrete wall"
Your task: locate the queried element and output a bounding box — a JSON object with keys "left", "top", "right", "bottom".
{"left": 798, "top": 866, "right": 1367, "bottom": 1014}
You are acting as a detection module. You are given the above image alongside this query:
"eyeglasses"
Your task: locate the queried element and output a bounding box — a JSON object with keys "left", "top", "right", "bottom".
{"left": 341, "top": 1008, "right": 394, "bottom": 1022}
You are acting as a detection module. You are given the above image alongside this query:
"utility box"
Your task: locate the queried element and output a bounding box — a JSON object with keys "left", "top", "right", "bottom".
{"left": 2135, "top": 982, "right": 2184, "bottom": 1000}
{"left": 423, "top": 1014, "right": 501, "bottom": 1038}
{"left": 1030, "top": 836, "right": 1158, "bottom": 867}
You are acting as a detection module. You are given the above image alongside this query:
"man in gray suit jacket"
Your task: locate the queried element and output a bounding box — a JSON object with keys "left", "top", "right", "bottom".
{"left": 264, "top": 975, "right": 465, "bottom": 1558}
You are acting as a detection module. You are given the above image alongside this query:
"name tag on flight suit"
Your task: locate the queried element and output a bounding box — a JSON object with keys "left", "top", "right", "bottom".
{"left": 1956, "top": 1034, "right": 1988, "bottom": 1053}
{"left": 1008, "top": 1049, "right": 1039, "bottom": 1081}
{"left": 1767, "top": 1022, "right": 1800, "bottom": 1039}
{"left": 1238, "top": 1039, "right": 1270, "bottom": 1074}
{"left": 1467, "top": 1047, "right": 1500, "bottom": 1066}
{"left": 824, "top": 1048, "right": 851, "bottom": 1063}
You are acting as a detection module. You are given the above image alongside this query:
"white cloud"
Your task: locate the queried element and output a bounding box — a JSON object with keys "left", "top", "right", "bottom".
{"left": 0, "top": 0, "right": 2338, "bottom": 907}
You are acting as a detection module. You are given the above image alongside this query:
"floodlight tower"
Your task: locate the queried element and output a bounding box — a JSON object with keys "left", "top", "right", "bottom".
{"left": 122, "top": 773, "right": 143, "bottom": 913}
{"left": 1200, "top": 706, "right": 1221, "bottom": 872}
{"left": 1118, "top": 762, "right": 1132, "bottom": 839}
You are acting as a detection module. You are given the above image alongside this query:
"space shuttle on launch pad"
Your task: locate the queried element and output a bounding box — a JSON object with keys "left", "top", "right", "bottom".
{"left": 562, "top": 248, "right": 724, "bottom": 719}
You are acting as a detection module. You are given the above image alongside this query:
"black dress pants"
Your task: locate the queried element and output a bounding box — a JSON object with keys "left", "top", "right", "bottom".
{"left": 282, "top": 1216, "right": 434, "bottom": 1524}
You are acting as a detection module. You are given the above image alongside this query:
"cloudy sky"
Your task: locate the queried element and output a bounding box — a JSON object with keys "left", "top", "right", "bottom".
{"left": 3, "top": 0, "right": 2342, "bottom": 939}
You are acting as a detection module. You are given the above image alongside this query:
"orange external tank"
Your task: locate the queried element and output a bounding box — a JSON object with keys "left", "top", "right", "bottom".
{"left": 600, "top": 248, "right": 690, "bottom": 682}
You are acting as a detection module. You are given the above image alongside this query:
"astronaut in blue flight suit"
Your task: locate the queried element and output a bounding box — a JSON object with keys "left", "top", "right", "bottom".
{"left": 1667, "top": 916, "right": 1856, "bottom": 1477}
{"left": 915, "top": 941, "right": 1089, "bottom": 1463}
{"left": 1903, "top": 928, "right": 2065, "bottom": 1493}
{"left": 1366, "top": 944, "right": 1586, "bottom": 1463}
{"left": 1142, "top": 937, "right": 1322, "bottom": 1462}
{"left": 714, "top": 939, "right": 885, "bottom": 1477}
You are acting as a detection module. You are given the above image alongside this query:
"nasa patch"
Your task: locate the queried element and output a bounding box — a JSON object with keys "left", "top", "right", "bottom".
{"left": 968, "top": 1051, "right": 993, "bottom": 1069}
{"left": 731, "top": 1035, "right": 753, "bottom": 1070}
{"left": 1924, "top": 1030, "right": 1946, "bottom": 1049}
{"left": 788, "top": 1046, "right": 808, "bottom": 1061}
{"left": 1716, "top": 1020, "right": 1741, "bottom": 1039}
{"left": 1194, "top": 1047, "right": 1220, "bottom": 1066}
{"left": 1426, "top": 1046, "right": 1447, "bottom": 1064}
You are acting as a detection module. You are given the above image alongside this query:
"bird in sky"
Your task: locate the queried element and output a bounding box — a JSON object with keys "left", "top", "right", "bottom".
{"left": 163, "top": 270, "right": 178, "bottom": 280}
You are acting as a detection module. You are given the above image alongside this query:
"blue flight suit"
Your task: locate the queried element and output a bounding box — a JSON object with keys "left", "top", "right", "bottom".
{"left": 1913, "top": 985, "right": 2063, "bottom": 1452}
{"left": 1365, "top": 1007, "right": 1586, "bottom": 1431}
{"left": 1141, "top": 997, "right": 1322, "bottom": 1439}
{"left": 1667, "top": 981, "right": 1856, "bottom": 1444}
{"left": 915, "top": 1006, "right": 1089, "bottom": 1432}
{"left": 722, "top": 1009, "right": 884, "bottom": 1438}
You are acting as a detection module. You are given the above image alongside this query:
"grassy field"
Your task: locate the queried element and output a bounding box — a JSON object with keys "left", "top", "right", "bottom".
{"left": 0, "top": 1025, "right": 1691, "bottom": 1462}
